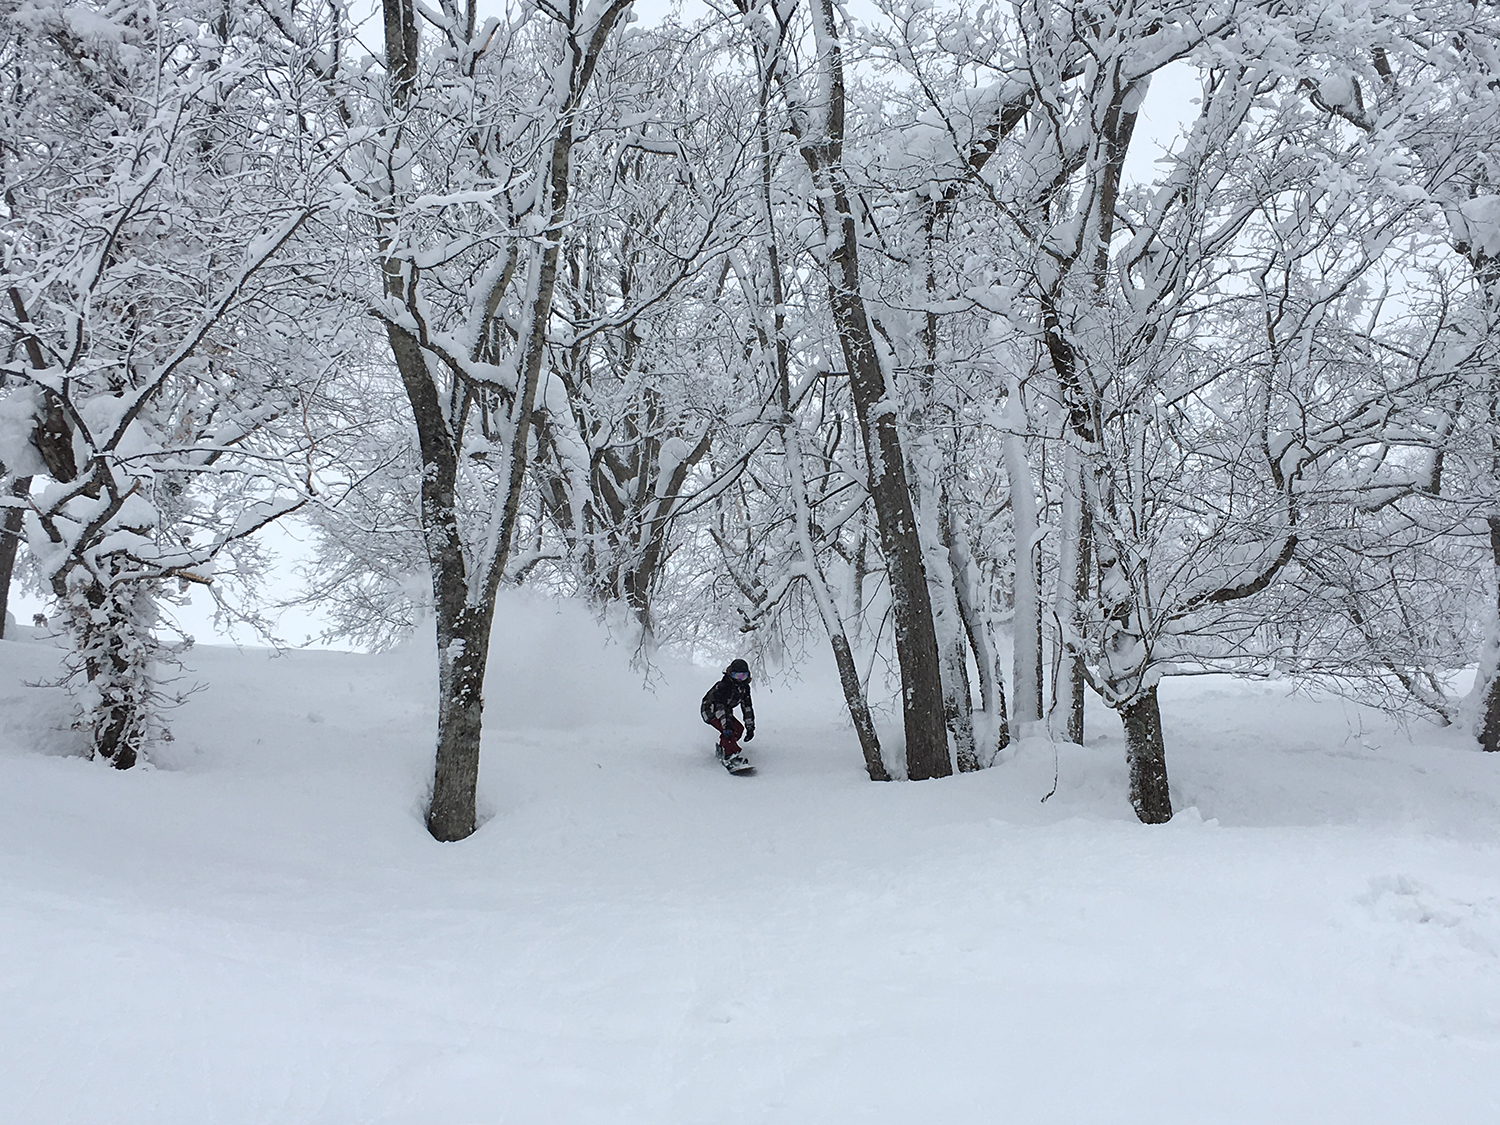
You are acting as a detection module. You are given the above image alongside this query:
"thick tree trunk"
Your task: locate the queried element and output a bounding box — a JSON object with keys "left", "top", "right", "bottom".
{"left": 66, "top": 568, "right": 151, "bottom": 770}
{"left": 1478, "top": 516, "right": 1500, "bottom": 752}
{"left": 1121, "top": 685, "right": 1172, "bottom": 823}
{"left": 428, "top": 605, "right": 492, "bottom": 840}
{"left": 0, "top": 476, "right": 30, "bottom": 639}
{"left": 90, "top": 635, "right": 142, "bottom": 769}
{"left": 801, "top": 0, "right": 948, "bottom": 779}
{"left": 92, "top": 622, "right": 144, "bottom": 770}
{"left": 833, "top": 297, "right": 949, "bottom": 779}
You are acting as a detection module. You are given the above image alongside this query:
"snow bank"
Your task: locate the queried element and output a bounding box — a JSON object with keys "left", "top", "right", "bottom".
{"left": 0, "top": 597, "right": 1497, "bottom": 1124}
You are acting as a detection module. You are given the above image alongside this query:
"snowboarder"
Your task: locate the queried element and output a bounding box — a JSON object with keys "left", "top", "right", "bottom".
{"left": 702, "top": 658, "right": 755, "bottom": 772}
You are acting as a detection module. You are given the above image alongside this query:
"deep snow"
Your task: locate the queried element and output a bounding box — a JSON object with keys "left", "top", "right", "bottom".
{"left": 1, "top": 592, "right": 1497, "bottom": 1123}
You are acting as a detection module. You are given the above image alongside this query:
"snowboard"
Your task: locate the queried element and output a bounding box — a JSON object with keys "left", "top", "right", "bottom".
{"left": 716, "top": 747, "right": 756, "bottom": 775}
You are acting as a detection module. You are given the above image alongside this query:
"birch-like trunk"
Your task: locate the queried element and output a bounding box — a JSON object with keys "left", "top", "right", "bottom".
{"left": 947, "top": 498, "right": 1009, "bottom": 764}
{"left": 914, "top": 192, "right": 976, "bottom": 771}
{"left": 914, "top": 449, "right": 977, "bottom": 772}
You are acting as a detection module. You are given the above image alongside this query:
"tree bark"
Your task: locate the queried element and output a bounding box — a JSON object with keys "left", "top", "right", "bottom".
{"left": 831, "top": 621, "right": 890, "bottom": 781}
{"left": 1049, "top": 450, "right": 1089, "bottom": 745}
{"left": 60, "top": 563, "right": 151, "bottom": 770}
{"left": 948, "top": 500, "right": 1009, "bottom": 764}
{"left": 377, "top": 0, "right": 632, "bottom": 838}
{"left": 1479, "top": 516, "right": 1500, "bottom": 752}
{"left": 1068, "top": 503, "right": 1091, "bottom": 744}
{"left": 384, "top": 317, "right": 492, "bottom": 839}
{"left": 802, "top": 0, "right": 949, "bottom": 779}
{"left": 850, "top": 526, "right": 867, "bottom": 644}
{"left": 1121, "top": 684, "right": 1172, "bottom": 823}
{"left": 830, "top": 277, "right": 949, "bottom": 779}
{"left": 1003, "top": 402, "right": 1043, "bottom": 728}
{"left": 428, "top": 605, "right": 492, "bottom": 840}
{"left": 752, "top": 51, "right": 889, "bottom": 782}
{"left": 0, "top": 476, "right": 30, "bottom": 639}
{"left": 1050, "top": 448, "right": 1081, "bottom": 741}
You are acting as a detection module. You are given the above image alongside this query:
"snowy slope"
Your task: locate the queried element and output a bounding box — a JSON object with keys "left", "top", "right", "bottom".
{"left": 1, "top": 593, "right": 1497, "bottom": 1124}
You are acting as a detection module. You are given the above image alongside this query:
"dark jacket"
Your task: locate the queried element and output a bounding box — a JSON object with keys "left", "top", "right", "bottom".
{"left": 702, "top": 673, "right": 754, "bottom": 730}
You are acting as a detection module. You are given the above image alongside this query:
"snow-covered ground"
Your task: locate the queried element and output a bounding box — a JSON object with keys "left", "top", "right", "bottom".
{"left": 2, "top": 593, "right": 1497, "bottom": 1124}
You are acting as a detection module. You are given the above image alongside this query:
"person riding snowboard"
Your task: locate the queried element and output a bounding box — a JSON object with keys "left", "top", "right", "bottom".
{"left": 702, "top": 658, "right": 755, "bottom": 768}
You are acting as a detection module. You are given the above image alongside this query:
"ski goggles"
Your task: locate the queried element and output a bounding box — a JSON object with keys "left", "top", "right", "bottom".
{"left": 730, "top": 670, "right": 750, "bottom": 681}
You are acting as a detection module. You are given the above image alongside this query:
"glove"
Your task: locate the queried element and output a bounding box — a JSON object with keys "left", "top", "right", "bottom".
{"left": 745, "top": 723, "right": 755, "bottom": 741}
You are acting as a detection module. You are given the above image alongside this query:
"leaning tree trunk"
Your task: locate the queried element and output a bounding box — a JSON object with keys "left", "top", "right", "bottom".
{"left": 778, "top": 330, "right": 888, "bottom": 782}
{"left": 827, "top": 264, "right": 949, "bottom": 779}
{"left": 802, "top": 0, "right": 949, "bottom": 779}
{"left": 753, "top": 63, "right": 889, "bottom": 783}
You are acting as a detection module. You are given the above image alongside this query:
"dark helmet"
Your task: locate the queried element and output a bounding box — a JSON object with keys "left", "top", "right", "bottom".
{"left": 725, "top": 658, "right": 751, "bottom": 680}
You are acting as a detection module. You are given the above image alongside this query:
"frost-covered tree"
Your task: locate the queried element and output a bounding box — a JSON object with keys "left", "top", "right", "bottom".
{"left": 0, "top": 0, "right": 338, "bottom": 765}
{"left": 734, "top": 0, "right": 955, "bottom": 780}
{"left": 360, "top": 0, "right": 643, "bottom": 840}
{"left": 525, "top": 21, "right": 746, "bottom": 649}
{"left": 278, "top": 0, "right": 736, "bottom": 839}
{"left": 860, "top": 0, "right": 1470, "bottom": 821}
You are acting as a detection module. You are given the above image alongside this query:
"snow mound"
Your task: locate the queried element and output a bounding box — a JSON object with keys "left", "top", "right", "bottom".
{"left": 1, "top": 597, "right": 1497, "bottom": 1124}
